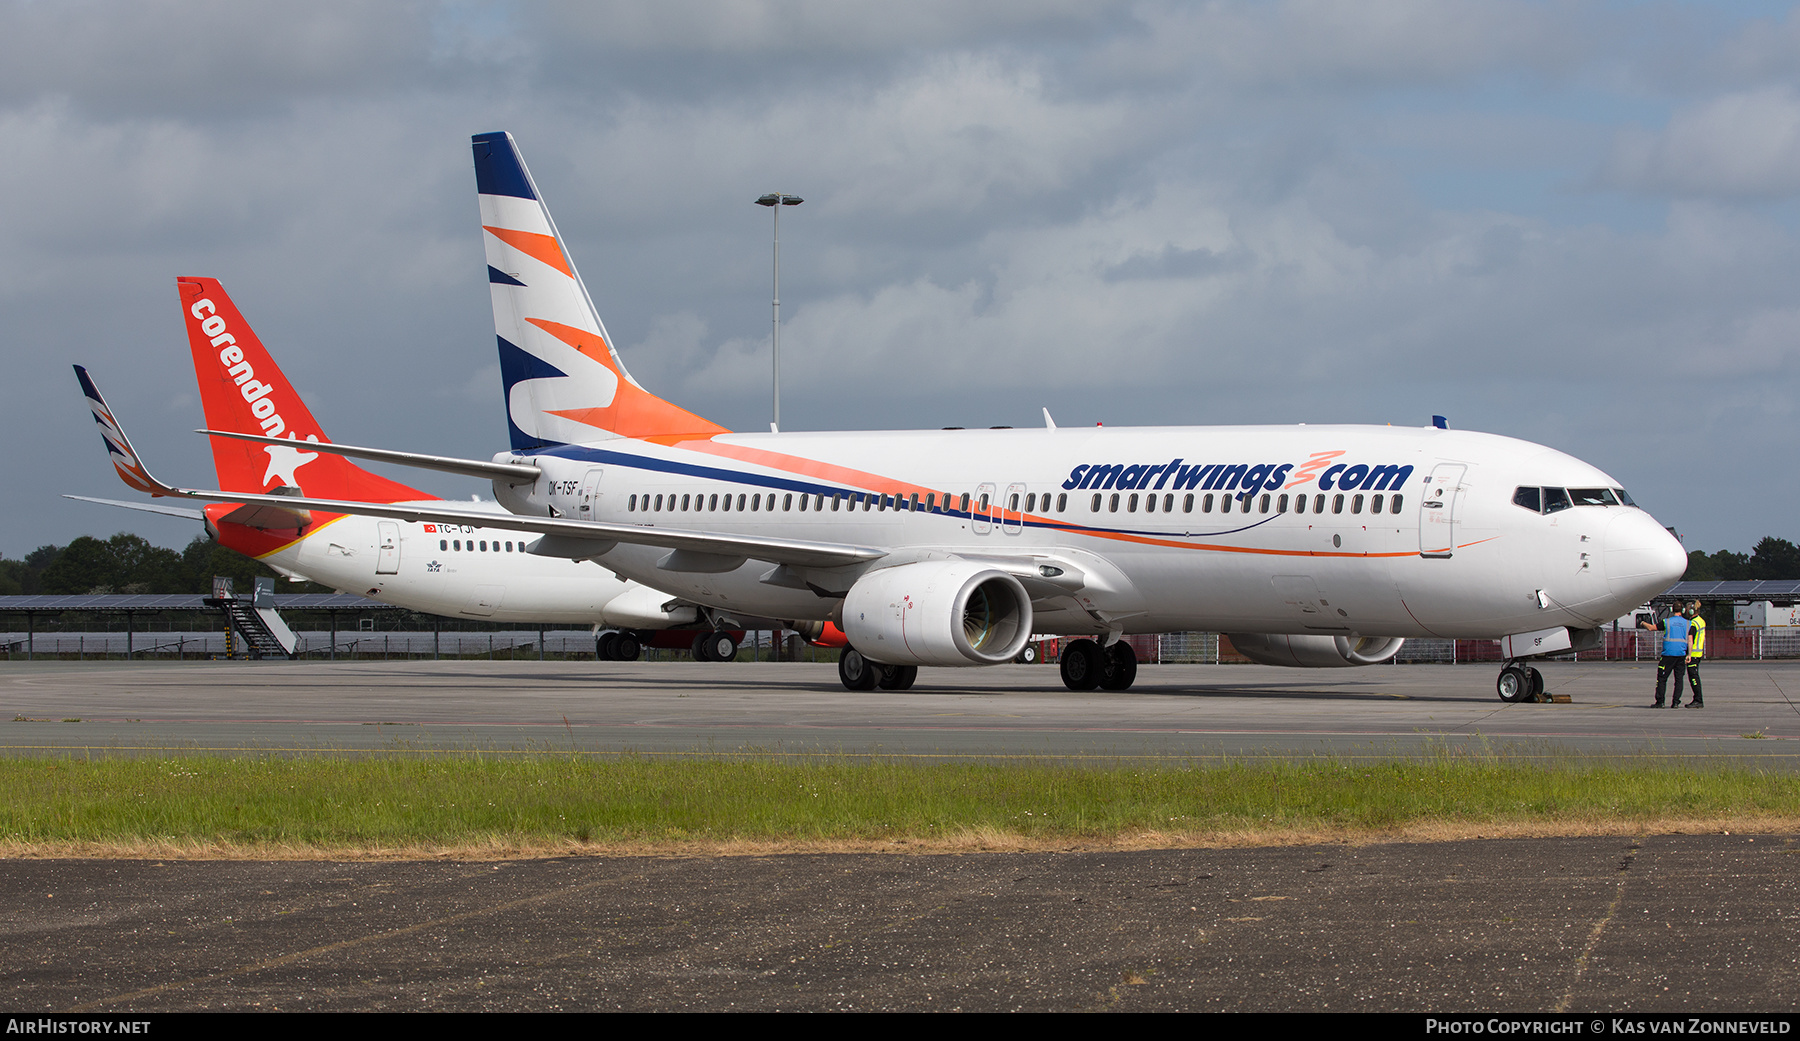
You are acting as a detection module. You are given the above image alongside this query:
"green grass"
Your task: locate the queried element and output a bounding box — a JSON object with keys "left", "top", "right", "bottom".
{"left": 2, "top": 752, "right": 1796, "bottom": 854}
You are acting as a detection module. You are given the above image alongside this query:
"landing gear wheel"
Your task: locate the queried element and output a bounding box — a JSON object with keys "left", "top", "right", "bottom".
{"left": 839, "top": 648, "right": 880, "bottom": 691}
{"left": 878, "top": 664, "right": 918, "bottom": 690}
{"left": 1060, "top": 639, "right": 1102, "bottom": 691}
{"left": 702, "top": 631, "right": 738, "bottom": 663}
{"left": 597, "top": 631, "right": 619, "bottom": 661}
{"left": 1527, "top": 667, "right": 1545, "bottom": 702}
{"left": 1099, "top": 640, "right": 1138, "bottom": 691}
{"left": 613, "top": 632, "right": 641, "bottom": 662}
{"left": 1016, "top": 642, "right": 1039, "bottom": 664}
{"left": 1496, "top": 665, "right": 1531, "bottom": 703}
{"left": 691, "top": 632, "right": 714, "bottom": 662}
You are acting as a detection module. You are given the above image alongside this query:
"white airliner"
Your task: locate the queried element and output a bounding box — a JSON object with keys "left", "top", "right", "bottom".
{"left": 119, "top": 131, "right": 1688, "bottom": 699}
{"left": 72, "top": 282, "right": 749, "bottom": 662}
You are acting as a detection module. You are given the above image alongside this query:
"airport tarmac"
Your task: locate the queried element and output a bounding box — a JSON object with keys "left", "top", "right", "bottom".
{"left": 2, "top": 658, "right": 1799, "bottom": 761}
{"left": 7, "top": 834, "right": 1798, "bottom": 1012}
{"left": 5, "top": 659, "right": 1799, "bottom": 1013}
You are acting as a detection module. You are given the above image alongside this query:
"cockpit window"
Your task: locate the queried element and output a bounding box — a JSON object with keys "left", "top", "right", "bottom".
{"left": 1516, "top": 485, "right": 1633, "bottom": 514}
{"left": 1569, "top": 488, "right": 1618, "bottom": 506}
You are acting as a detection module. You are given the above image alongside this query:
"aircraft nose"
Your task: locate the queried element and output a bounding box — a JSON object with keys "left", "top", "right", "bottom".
{"left": 1603, "top": 509, "right": 1687, "bottom": 607}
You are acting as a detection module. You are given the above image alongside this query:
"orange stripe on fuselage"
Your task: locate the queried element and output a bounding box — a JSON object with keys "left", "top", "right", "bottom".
{"left": 483, "top": 226, "right": 573, "bottom": 278}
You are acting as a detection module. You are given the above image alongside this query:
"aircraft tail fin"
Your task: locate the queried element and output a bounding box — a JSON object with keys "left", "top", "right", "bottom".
{"left": 177, "top": 277, "right": 432, "bottom": 502}
{"left": 472, "top": 131, "right": 727, "bottom": 448}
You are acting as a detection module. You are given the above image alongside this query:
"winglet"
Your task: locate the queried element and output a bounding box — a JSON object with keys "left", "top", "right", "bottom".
{"left": 74, "top": 365, "right": 181, "bottom": 497}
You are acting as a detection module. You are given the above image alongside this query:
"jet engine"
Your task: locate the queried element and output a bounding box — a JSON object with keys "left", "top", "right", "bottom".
{"left": 1224, "top": 633, "right": 1405, "bottom": 668}
{"left": 842, "top": 561, "right": 1032, "bottom": 667}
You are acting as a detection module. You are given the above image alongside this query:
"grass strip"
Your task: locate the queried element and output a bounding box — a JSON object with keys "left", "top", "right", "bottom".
{"left": 2, "top": 752, "right": 1797, "bottom": 858}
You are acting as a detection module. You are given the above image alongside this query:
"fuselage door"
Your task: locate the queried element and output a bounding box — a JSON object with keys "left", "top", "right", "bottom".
{"left": 1001, "top": 483, "right": 1026, "bottom": 535}
{"left": 972, "top": 482, "right": 996, "bottom": 535}
{"left": 1418, "top": 463, "right": 1466, "bottom": 558}
{"left": 578, "top": 468, "right": 605, "bottom": 519}
{"left": 376, "top": 521, "right": 401, "bottom": 574}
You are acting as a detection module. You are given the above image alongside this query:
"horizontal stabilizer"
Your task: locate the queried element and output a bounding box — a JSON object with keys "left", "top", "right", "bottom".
{"left": 62, "top": 494, "right": 206, "bottom": 521}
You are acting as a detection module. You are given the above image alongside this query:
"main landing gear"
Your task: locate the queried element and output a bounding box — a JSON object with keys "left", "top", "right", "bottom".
{"left": 691, "top": 630, "right": 740, "bottom": 663}
{"left": 1495, "top": 660, "right": 1546, "bottom": 703}
{"left": 1059, "top": 639, "right": 1137, "bottom": 691}
{"left": 836, "top": 647, "right": 918, "bottom": 691}
{"left": 596, "top": 630, "right": 642, "bottom": 661}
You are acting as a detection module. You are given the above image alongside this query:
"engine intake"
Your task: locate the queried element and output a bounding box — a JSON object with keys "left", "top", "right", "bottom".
{"left": 1224, "top": 633, "right": 1405, "bottom": 668}
{"left": 842, "top": 561, "right": 1032, "bottom": 667}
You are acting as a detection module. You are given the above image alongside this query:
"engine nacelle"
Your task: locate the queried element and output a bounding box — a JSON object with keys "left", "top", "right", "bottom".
{"left": 1224, "top": 633, "right": 1405, "bottom": 668}
{"left": 842, "top": 561, "right": 1032, "bottom": 667}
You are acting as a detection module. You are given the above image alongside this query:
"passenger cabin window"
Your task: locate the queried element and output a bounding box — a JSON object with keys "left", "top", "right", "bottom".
{"left": 1058, "top": 493, "right": 1068, "bottom": 512}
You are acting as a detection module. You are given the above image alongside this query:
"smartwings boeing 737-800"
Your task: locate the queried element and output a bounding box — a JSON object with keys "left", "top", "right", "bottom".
{"left": 115, "top": 131, "right": 1687, "bottom": 699}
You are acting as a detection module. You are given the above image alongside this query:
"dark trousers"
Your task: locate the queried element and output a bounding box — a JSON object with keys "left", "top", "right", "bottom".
{"left": 1655, "top": 655, "right": 1688, "bottom": 705}
{"left": 1686, "top": 660, "right": 1703, "bottom": 704}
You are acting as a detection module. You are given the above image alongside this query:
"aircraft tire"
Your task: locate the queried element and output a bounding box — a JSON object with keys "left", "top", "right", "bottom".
{"left": 1099, "top": 640, "right": 1138, "bottom": 691}
{"left": 878, "top": 664, "right": 918, "bottom": 690}
{"left": 1496, "top": 665, "right": 1531, "bottom": 703}
{"left": 597, "top": 631, "right": 620, "bottom": 661}
{"left": 614, "top": 632, "right": 641, "bottom": 662}
{"left": 704, "top": 631, "right": 738, "bottom": 663}
{"left": 1060, "top": 639, "right": 1102, "bottom": 691}
{"left": 1527, "top": 667, "right": 1545, "bottom": 701}
{"left": 839, "top": 648, "right": 880, "bottom": 691}
{"left": 1016, "top": 642, "right": 1039, "bottom": 664}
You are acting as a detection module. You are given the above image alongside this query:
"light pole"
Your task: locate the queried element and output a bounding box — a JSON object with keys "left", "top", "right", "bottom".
{"left": 755, "top": 192, "right": 802, "bottom": 432}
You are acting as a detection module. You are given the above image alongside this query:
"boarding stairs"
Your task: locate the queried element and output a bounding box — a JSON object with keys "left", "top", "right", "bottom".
{"left": 203, "top": 577, "right": 299, "bottom": 659}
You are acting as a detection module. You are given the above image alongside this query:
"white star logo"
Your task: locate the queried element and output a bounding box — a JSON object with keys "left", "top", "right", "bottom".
{"left": 262, "top": 439, "right": 320, "bottom": 488}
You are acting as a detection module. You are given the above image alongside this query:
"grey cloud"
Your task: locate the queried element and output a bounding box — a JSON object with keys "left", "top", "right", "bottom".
{"left": 1600, "top": 87, "right": 1800, "bottom": 198}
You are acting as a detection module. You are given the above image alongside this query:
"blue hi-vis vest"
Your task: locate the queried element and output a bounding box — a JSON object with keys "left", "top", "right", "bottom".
{"left": 1662, "top": 615, "right": 1691, "bottom": 658}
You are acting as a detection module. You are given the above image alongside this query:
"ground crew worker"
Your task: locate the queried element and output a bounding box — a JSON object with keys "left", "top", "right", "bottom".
{"left": 1639, "top": 607, "right": 1691, "bottom": 708}
{"left": 1684, "top": 600, "right": 1705, "bottom": 708}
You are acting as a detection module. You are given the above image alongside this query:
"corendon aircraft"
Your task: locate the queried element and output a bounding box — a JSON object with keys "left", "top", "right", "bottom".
{"left": 72, "top": 281, "right": 753, "bottom": 662}
{"left": 121, "top": 131, "right": 1688, "bottom": 698}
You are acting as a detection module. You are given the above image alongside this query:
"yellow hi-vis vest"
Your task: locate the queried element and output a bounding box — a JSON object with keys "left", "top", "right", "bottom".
{"left": 1689, "top": 616, "right": 1706, "bottom": 660}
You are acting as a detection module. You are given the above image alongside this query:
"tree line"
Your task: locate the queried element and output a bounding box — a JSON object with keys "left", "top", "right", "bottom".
{"left": 1683, "top": 537, "right": 1800, "bottom": 583}
{"left": 0, "top": 534, "right": 329, "bottom": 597}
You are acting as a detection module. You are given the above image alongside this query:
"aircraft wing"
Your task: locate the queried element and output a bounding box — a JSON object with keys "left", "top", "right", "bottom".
{"left": 158, "top": 486, "right": 884, "bottom": 570}
{"left": 197, "top": 428, "right": 540, "bottom": 484}
{"left": 81, "top": 364, "right": 882, "bottom": 571}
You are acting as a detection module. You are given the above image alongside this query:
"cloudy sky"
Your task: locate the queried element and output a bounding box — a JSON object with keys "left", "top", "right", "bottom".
{"left": 6, "top": 0, "right": 1798, "bottom": 559}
